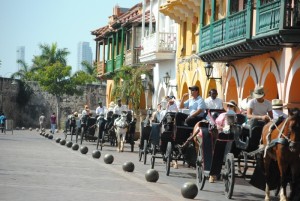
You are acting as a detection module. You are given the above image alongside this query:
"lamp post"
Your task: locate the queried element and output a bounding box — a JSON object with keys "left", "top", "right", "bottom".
{"left": 204, "top": 62, "right": 222, "bottom": 81}
{"left": 163, "top": 72, "right": 177, "bottom": 89}
{"left": 141, "top": 74, "right": 148, "bottom": 109}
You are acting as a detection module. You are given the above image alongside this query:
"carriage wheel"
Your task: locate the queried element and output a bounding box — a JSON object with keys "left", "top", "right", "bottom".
{"left": 143, "top": 140, "right": 148, "bottom": 164}
{"left": 131, "top": 139, "right": 134, "bottom": 152}
{"left": 75, "top": 128, "right": 79, "bottom": 143}
{"left": 165, "top": 142, "right": 172, "bottom": 176}
{"left": 224, "top": 153, "right": 235, "bottom": 199}
{"left": 80, "top": 130, "right": 84, "bottom": 145}
{"left": 196, "top": 148, "right": 206, "bottom": 190}
{"left": 151, "top": 144, "right": 157, "bottom": 169}
{"left": 139, "top": 148, "right": 143, "bottom": 161}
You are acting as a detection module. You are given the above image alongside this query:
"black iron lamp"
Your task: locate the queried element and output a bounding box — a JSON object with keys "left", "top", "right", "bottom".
{"left": 141, "top": 74, "right": 148, "bottom": 90}
{"left": 204, "top": 62, "right": 221, "bottom": 80}
{"left": 163, "top": 72, "right": 177, "bottom": 89}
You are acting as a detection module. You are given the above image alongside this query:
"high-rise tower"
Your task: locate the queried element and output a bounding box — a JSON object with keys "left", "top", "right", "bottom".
{"left": 16, "top": 46, "right": 25, "bottom": 70}
{"left": 77, "top": 42, "right": 93, "bottom": 72}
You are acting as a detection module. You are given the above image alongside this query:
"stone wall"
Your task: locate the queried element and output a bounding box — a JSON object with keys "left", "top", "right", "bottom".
{"left": 1, "top": 79, "right": 105, "bottom": 130}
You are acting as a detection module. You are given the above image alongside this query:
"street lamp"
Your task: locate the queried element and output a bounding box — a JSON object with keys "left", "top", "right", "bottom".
{"left": 141, "top": 74, "right": 148, "bottom": 109}
{"left": 204, "top": 62, "right": 222, "bottom": 80}
{"left": 163, "top": 72, "right": 177, "bottom": 89}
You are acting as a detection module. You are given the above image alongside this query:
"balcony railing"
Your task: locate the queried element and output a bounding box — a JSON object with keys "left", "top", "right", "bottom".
{"left": 115, "top": 54, "right": 123, "bottom": 70}
{"left": 200, "top": 9, "right": 249, "bottom": 52}
{"left": 96, "top": 61, "right": 105, "bottom": 76}
{"left": 256, "top": 0, "right": 281, "bottom": 36}
{"left": 106, "top": 59, "right": 114, "bottom": 73}
{"left": 141, "top": 32, "right": 176, "bottom": 55}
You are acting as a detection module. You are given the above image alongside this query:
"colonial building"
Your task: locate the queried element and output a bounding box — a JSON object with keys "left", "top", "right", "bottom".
{"left": 161, "top": 0, "right": 300, "bottom": 109}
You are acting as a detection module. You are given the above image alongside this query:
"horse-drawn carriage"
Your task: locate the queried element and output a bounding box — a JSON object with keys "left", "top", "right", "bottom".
{"left": 195, "top": 108, "right": 300, "bottom": 200}
{"left": 139, "top": 109, "right": 196, "bottom": 176}
{"left": 96, "top": 110, "right": 136, "bottom": 152}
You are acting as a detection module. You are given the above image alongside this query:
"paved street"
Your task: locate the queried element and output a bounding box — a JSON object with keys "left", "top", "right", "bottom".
{"left": 0, "top": 130, "right": 274, "bottom": 201}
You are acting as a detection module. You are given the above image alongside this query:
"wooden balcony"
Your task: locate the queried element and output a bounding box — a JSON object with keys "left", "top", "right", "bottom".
{"left": 199, "top": 0, "right": 300, "bottom": 62}
{"left": 139, "top": 32, "right": 176, "bottom": 63}
{"left": 96, "top": 61, "right": 105, "bottom": 77}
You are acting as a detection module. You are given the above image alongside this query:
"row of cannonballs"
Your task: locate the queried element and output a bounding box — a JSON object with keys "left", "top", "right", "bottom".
{"left": 38, "top": 131, "right": 198, "bottom": 199}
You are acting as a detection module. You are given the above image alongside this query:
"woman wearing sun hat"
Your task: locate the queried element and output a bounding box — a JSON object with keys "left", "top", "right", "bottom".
{"left": 272, "top": 99, "right": 287, "bottom": 120}
{"left": 247, "top": 86, "right": 273, "bottom": 127}
{"left": 215, "top": 100, "right": 240, "bottom": 130}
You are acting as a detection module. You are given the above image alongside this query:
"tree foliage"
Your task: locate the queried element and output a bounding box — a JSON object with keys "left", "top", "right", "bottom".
{"left": 112, "top": 66, "right": 152, "bottom": 114}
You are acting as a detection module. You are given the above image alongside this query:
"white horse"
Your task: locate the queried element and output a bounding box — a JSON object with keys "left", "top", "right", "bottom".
{"left": 114, "top": 111, "right": 129, "bottom": 152}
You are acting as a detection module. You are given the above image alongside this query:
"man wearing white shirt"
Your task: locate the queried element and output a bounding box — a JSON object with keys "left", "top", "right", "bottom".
{"left": 113, "top": 99, "right": 128, "bottom": 116}
{"left": 95, "top": 101, "right": 106, "bottom": 118}
{"left": 205, "top": 89, "right": 223, "bottom": 109}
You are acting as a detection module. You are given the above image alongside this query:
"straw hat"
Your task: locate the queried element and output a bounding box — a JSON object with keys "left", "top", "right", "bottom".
{"left": 252, "top": 86, "right": 265, "bottom": 99}
{"left": 223, "top": 100, "right": 240, "bottom": 113}
{"left": 272, "top": 99, "right": 286, "bottom": 109}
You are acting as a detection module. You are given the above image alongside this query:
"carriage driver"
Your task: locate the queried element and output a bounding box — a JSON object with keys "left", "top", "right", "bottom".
{"left": 246, "top": 86, "right": 273, "bottom": 127}
{"left": 176, "top": 85, "right": 206, "bottom": 127}
{"left": 113, "top": 99, "right": 128, "bottom": 116}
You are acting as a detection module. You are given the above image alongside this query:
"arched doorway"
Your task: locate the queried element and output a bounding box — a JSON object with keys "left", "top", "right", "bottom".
{"left": 226, "top": 77, "right": 238, "bottom": 103}
{"left": 288, "top": 69, "right": 300, "bottom": 108}
{"left": 263, "top": 73, "right": 278, "bottom": 101}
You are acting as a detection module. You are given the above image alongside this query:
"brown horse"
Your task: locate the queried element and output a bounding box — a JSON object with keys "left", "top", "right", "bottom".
{"left": 261, "top": 108, "right": 300, "bottom": 201}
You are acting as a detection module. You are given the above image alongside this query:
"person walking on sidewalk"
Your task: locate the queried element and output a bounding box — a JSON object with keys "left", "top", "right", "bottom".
{"left": 50, "top": 113, "right": 56, "bottom": 134}
{"left": 39, "top": 113, "right": 46, "bottom": 131}
{"left": 0, "top": 112, "right": 6, "bottom": 133}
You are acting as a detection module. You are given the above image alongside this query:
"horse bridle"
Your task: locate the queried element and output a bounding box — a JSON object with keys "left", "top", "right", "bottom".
{"left": 273, "top": 117, "right": 300, "bottom": 152}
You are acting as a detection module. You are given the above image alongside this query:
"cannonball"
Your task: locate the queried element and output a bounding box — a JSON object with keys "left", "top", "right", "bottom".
{"left": 60, "top": 139, "right": 66, "bottom": 145}
{"left": 22, "top": 127, "right": 25, "bottom": 130}
{"left": 92, "top": 150, "right": 101, "bottom": 159}
{"left": 40, "top": 132, "right": 42, "bottom": 135}
{"left": 80, "top": 146, "right": 88, "bottom": 154}
{"left": 45, "top": 133, "right": 49, "bottom": 138}
{"left": 55, "top": 138, "right": 61, "bottom": 143}
{"left": 66, "top": 141, "right": 73, "bottom": 148}
{"left": 122, "top": 161, "right": 135, "bottom": 172}
{"left": 48, "top": 135, "right": 53, "bottom": 140}
{"left": 103, "top": 154, "right": 114, "bottom": 164}
{"left": 145, "top": 169, "right": 159, "bottom": 182}
{"left": 29, "top": 127, "right": 32, "bottom": 131}
{"left": 72, "top": 143, "right": 79, "bottom": 151}
{"left": 181, "top": 182, "right": 198, "bottom": 199}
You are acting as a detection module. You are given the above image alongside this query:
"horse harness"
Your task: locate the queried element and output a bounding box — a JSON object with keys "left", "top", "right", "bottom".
{"left": 262, "top": 117, "right": 296, "bottom": 157}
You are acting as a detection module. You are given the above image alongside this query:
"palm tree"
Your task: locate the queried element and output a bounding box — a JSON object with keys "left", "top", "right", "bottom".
{"left": 112, "top": 66, "right": 152, "bottom": 115}
{"left": 11, "top": 60, "right": 31, "bottom": 80}
{"left": 36, "top": 42, "right": 70, "bottom": 67}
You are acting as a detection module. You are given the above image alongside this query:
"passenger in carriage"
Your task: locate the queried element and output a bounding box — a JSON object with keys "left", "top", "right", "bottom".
{"left": 166, "top": 96, "right": 179, "bottom": 112}
{"left": 215, "top": 100, "right": 240, "bottom": 132}
{"left": 246, "top": 86, "right": 273, "bottom": 128}
{"left": 271, "top": 99, "right": 287, "bottom": 120}
{"left": 176, "top": 85, "right": 206, "bottom": 127}
{"left": 205, "top": 89, "right": 223, "bottom": 110}
{"left": 152, "top": 103, "right": 162, "bottom": 123}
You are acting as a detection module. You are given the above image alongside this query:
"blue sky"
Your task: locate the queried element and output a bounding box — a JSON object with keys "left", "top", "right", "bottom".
{"left": 0, "top": 0, "right": 141, "bottom": 77}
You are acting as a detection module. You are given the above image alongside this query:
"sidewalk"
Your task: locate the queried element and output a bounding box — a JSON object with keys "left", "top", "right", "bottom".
{"left": 0, "top": 130, "right": 186, "bottom": 201}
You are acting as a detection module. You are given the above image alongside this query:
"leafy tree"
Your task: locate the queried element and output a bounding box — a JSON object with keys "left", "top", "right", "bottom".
{"left": 32, "top": 43, "right": 92, "bottom": 129}
{"left": 112, "top": 66, "right": 152, "bottom": 115}
{"left": 11, "top": 60, "right": 31, "bottom": 80}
